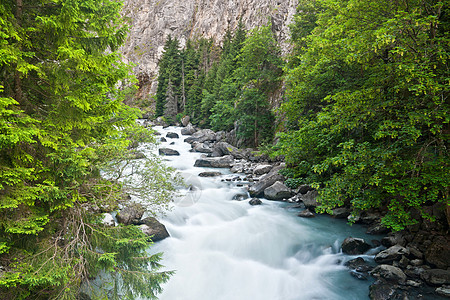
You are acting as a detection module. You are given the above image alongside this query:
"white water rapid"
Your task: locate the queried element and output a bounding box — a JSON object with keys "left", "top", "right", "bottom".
{"left": 144, "top": 126, "right": 378, "bottom": 300}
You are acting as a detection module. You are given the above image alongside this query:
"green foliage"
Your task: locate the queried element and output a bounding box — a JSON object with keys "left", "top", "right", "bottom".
{"left": 276, "top": 0, "right": 450, "bottom": 230}
{"left": 0, "top": 0, "right": 175, "bottom": 298}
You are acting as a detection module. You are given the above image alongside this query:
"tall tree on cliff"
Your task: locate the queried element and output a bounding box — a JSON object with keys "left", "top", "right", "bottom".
{"left": 155, "top": 35, "right": 182, "bottom": 117}
{"left": 276, "top": 0, "right": 449, "bottom": 230}
{"left": 0, "top": 0, "right": 175, "bottom": 298}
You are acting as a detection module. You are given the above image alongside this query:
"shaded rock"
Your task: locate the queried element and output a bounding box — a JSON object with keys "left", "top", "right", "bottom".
{"left": 102, "top": 213, "right": 115, "bottom": 227}
{"left": 181, "top": 123, "right": 196, "bottom": 135}
{"left": 436, "top": 286, "right": 450, "bottom": 297}
{"left": 350, "top": 271, "right": 368, "bottom": 280}
{"left": 166, "top": 132, "right": 179, "bottom": 139}
{"left": 132, "top": 151, "right": 146, "bottom": 159}
{"left": 369, "top": 279, "right": 399, "bottom": 300}
{"left": 249, "top": 198, "right": 262, "bottom": 206}
{"left": 230, "top": 163, "right": 245, "bottom": 173}
{"left": 341, "top": 237, "right": 372, "bottom": 255}
{"left": 140, "top": 217, "right": 170, "bottom": 242}
{"left": 158, "top": 148, "right": 180, "bottom": 156}
{"left": 381, "top": 233, "right": 406, "bottom": 248}
{"left": 253, "top": 164, "right": 273, "bottom": 175}
{"left": 160, "top": 137, "right": 167, "bottom": 142}
{"left": 154, "top": 117, "right": 167, "bottom": 127}
{"left": 298, "top": 209, "right": 315, "bottom": 218}
{"left": 425, "top": 236, "right": 450, "bottom": 269}
{"left": 366, "top": 222, "right": 390, "bottom": 235}
{"left": 345, "top": 257, "right": 374, "bottom": 273}
{"left": 194, "top": 155, "right": 234, "bottom": 168}
{"left": 193, "top": 142, "right": 213, "bottom": 153}
{"left": 232, "top": 194, "right": 248, "bottom": 201}
{"left": 371, "top": 265, "right": 407, "bottom": 283}
{"left": 405, "top": 265, "right": 427, "bottom": 279}
{"left": 117, "top": 203, "right": 145, "bottom": 225}
{"left": 181, "top": 115, "right": 190, "bottom": 127}
{"left": 421, "top": 269, "right": 450, "bottom": 286}
{"left": 264, "top": 181, "right": 291, "bottom": 200}
{"left": 184, "top": 129, "right": 216, "bottom": 143}
{"left": 213, "top": 141, "right": 245, "bottom": 159}
{"left": 198, "top": 171, "right": 222, "bottom": 177}
{"left": 299, "top": 190, "right": 319, "bottom": 210}
{"left": 331, "top": 207, "right": 351, "bottom": 219}
{"left": 248, "top": 172, "right": 284, "bottom": 198}
{"left": 296, "top": 184, "right": 314, "bottom": 195}
{"left": 375, "top": 245, "right": 410, "bottom": 264}
{"left": 407, "top": 246, "right": 423, "bottom": 259}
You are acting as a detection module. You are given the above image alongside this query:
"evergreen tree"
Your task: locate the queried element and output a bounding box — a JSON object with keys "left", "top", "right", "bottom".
{"left": 0, "top": 0, "right": 175, "bottom": 298}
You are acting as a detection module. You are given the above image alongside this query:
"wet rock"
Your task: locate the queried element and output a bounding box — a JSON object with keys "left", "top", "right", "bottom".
{"left": 158, "top": 148, "right": 180, "bottom": 156}
{"left": 160, "top": 137, "right": 167, "bottom": 142}
{"left": 331, "top": 207, "right": 351, "bottom": 219}
{"left": 341, "top": 237, "right": 372, "bottom": 255}
{"left": 193, "top": 142, "right": 213, "bottom": 153}
{"left": 366, "top": 222, "right": 390, "bottom": 235}
{"left": 230, "top": 163, "right": 245, "bottom": 173}
{"left": 425, "top": 236, "right": 450, "bottom": 269}
{"left": 140, "top": 217, "right": 170, "bottom": 242}
{"left": 248, "top": 167, "right": 284, "bottom": 197}
{"left": 194, "top": 155, "right": 234, "bottom": 168}
{"left": 166, "top": 132, "right": 179, "bottom": 139}
{"left": 198, "top": 171, "right": 222, "bottom": 177}
{"left": 296, "top": 184, "right": 314, "bottom": 195}
{"left": 405, "top": 265, "right": 427, "bottom": 279}
{"left": 350, "top": 271, "right": 368, "bottom": 280}
{"left": 369, "top": 279, "right": 398, "bottom": 300}
{"left": 181, "top": 123, "right": 196, "bottom": 135}
{"left": 421, "top": 269, "right": 450, "bottom": 286}
{"left": 381, "top": 233, "right": 406, "bottom": 248}
{"left": 375, "top": 245, "right": 410, "bottom": 264}
{"left": 264, "top": 181, "right": 291, "bottom": 200}
{"left": 253, "top": 164, "right": 273, "bottom": 175}
{"left": 407, "top": 246, "right": 423, "bottom": 259}
{"left": 371, "top": 265, "right": 407, "bottom": 283}
{"left": 436, "top": 286, "right": 450, "bottom": 297}
{"left": 249, "top": 198, "right": 262, "bottom": 206}
{"left": 345, "top": 257, "right": 374, "bottom": 273}
{"left": 406, "top": 280, "right": 423, "bottom": 287}
{"left": 117, "top": 202, "right": 145, "bottom": 225}
{"left": 299, "top": 190, "right": 319, "bottom": 210}
{"left": 298, "top": 209, "right": 315, "bottom": 218}
{"left": 232, "top": 194, "right": 248, "bottom": 201}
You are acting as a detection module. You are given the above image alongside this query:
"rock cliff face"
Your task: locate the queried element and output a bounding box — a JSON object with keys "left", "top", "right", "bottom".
{"left": 120, "top": 0, "right": 298, "bottom": 97}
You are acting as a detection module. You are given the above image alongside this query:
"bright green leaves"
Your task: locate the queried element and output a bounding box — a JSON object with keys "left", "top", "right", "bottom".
{"left": 277, "top": 0, "right": 449, "bottom": 230}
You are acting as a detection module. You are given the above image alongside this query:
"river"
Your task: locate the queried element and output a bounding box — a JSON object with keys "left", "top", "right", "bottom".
{"left": 144, "top": 126, "right": 380, "bottom": 300}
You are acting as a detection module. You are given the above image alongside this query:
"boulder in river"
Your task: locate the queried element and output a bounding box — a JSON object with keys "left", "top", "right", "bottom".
{"left": 371, "top": 265, "right": 407, "bottom": 283}
{"left": 249, "top": 198, "right": 262, "bottom": 205}
{"left": 374, "top": 245, "right": 409, "bottom": 264}
{"left": 198, "top": 171, "right": 222, "bottom": 177}
{"left": 159, "top": 148, "right": 180, "bottom": 156}
{"left": 192, "top": 142, "right": 213, "bottom": 153}
{"left": 166, "top": 132, "right": 179, "bottom": 139}
{"left": 253, "top": 164, "right": 273, "bottom": 175}
{"left": 298, "top": 209, "right": 315, "bottom": 218}
{"left": 264, "top": 181, "right": 291, "bottom": 200}
{"left": 341, "top": 237, "right": 372, "bottom": 255}
{"left": 369, "top": 279, "right": 400, "bottom": 300}
{"left": 117, "top": 202, "right": 145, "bottom": 225}
{"left": 194, "top": 155, "right": 234, "bottom": 168}
{"left": 140, "top": 217, "right": 170, "bottom": 242}
{"left": 181, "top": 123, "right": 196, "bottom": 135}
{"left": 213, "top": 141, "right": 246, "bottom": 159}
{"left": 184, "top": 129, "right": 216, "bottom": 144}
{"left": 299, "top": 190, "right": 319, "bottom": 210}
{"left": 248, "top": 165, "right": 284, "bottom": 197}
{"left": 420, "top": 269, "right": 450, "bottom": 286}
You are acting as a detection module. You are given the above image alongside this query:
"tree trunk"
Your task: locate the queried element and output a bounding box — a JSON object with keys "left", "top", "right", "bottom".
{"left": 15, "top": 0, "right": 23, "bottom": 105}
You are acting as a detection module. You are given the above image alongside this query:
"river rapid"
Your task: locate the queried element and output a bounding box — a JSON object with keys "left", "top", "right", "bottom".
{"left": 144, "top": 126, "right": 380, "bottom": 300}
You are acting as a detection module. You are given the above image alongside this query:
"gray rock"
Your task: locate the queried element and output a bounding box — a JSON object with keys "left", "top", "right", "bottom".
{"left": 381, "top": 233, "right": 406, "bottom": 247}
{"left": 345, "top": 257, "right": 373, "bottom": 273}
{"left": 299, "top": 190, "right": 319, "bottom": 209}
{"left": 331, "top": 207, "right": 351, "bottom": 219}
{"left": 341, "top": 237, "right": 372, "bottom": 255}
{"left": 181, "top": 115, "right": 190, "bottom": 126}
{"left": 166, "top": 132, "right": 179, "bottom": 139}
{"left": 371, "top": 265, "right": 407, "bottom": 283}
{"left": 232, "top": 194, "right": 248, "bottom": 201}
{"left": 436, "top": 286, "right": 450, "bottom": 297}
{"left": 298, "top": 209, "right": 315, "bottom": 218}
{"left": 375, "top": 245, "right": 410, "bottom": 264}
{"left": 160, "top": 137, "right": 167, "bottom": 142}
{"left": 249, "top": 198, "right": 262, "bottom": 206}
{"left": 230, "top": 163, "right": 245, "bottom": 173}
{"left": 264, "top": 181, "right": 291, "bottom": 200}
{"left": 194, "top": 155, "right": 234, "bottom": 168}
{"left": 117, "top": 202, "right": 145, "bottom": 225}
{"left": 296, "top": 184, "right": 314, "bottom": 194}
{"left": 366, "top": 222, "right": 389, "bottom": 235}
{"left": 184, "top": 129, "right": 216, "bottom": 144}
{"left": 213, "top": 141, "right": 245, "bottom": 159}
{"left": 193, "top": 142, "right": 213, "bottom": 153}
{"left": 248, "top": 171, "right": 284, "bottom": 198}
{"left": 181, "top": 123, "right": 196, "bottom": 135}
{"left": 253, "top": 164, "right": 273, "bottom": 175}
{"left": 421, "top": 269, "right": 450, "bottom": 286}
{"left": 198, "top": 171, "right": 222, "bottom": 177}
{"left": 140, "top": 217, "right": 170, "bottom": 242}
{"left": 425, "top": 236, "right": 450, "bottom": 269}
{"left": 158, "top": 148, "right": 180, "bottom": 156}
{"left": 369, "top": 279, "right": 398, "bottom": 300}
{"left": 102, "top": 213, "right": 115, "bottom": 226}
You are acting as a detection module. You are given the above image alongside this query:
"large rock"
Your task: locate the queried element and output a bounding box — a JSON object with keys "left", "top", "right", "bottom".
{"left": 184, "top": 129, "right": 216, "bottom": 144}
{"left": 249, "top": 198, "right": 262, "bottom": 206}
{"left": 369, "top": 279, "right": 399, "bottom": 300}
{"left": 181, "top": 123, "right": 196, "bottom": 135}
{"left": 194, "top": 155, "right": 234, "bottom": 168}
{"left": 166, "top": 132, "right": 179, "bottom": 139}
{"left": 158, "top": 148, "right": 180, "bottom": 156}
{"left": 341, "top": 237, "right": 372, "bottom": 255}
{"left": 140, "top": 217, "right": 170, "bottom": 242}
{"left": 420, "top": 269, "right": 450, "bottom": 286}
{"left": 253, "top": 164, "right": 273, "bottom": 175}
{"left": 117, "top": 202, "right": 145, "bottom": 225}
{"left": 374, "top": 245, "right": 409, "bottom": 264}
{"left": 198, "top": 171, "right": 222, "bottom": 177}
{"left": 213, "top": 141, "right": 245, "bottom": 159}
{"left": 264, "top": 181, "right": 291, "bottom": 200}
{"left": 331, "top": 207, "right": 351, "bottom": 219}
{"left": 181, "top": 115, "right": 190, "bottom": 126}
{"left": 102, "top": 213, "right": 115, "bottom": 227}
{"left": 248, "top": 170, "right": 284, "bottom": 197}
{"left": 371, "top": 265, "right": 407, "bottom": 283}
{"left": 192, "top": 142, "right": 213, "bottom": 153}
{"left": 425, "top": 236, "right": 450, "bottom": 269}
{"left": 299, "top": 190, "right": 319, "bottom": 210}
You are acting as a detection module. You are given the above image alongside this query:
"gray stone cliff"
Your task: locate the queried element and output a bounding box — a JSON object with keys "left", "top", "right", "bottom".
{"left": 120, "top": 0, "right": 298, "bottom": 97}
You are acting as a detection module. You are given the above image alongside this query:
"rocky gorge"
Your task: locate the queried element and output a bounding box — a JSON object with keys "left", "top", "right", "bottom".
{"left": 138, "top": 118, "right": 450, "bottom": 300}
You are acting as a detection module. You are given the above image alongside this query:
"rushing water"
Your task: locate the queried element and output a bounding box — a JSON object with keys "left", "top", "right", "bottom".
{"left": 144, "top": 126, "right": 380, "bottom": 300}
